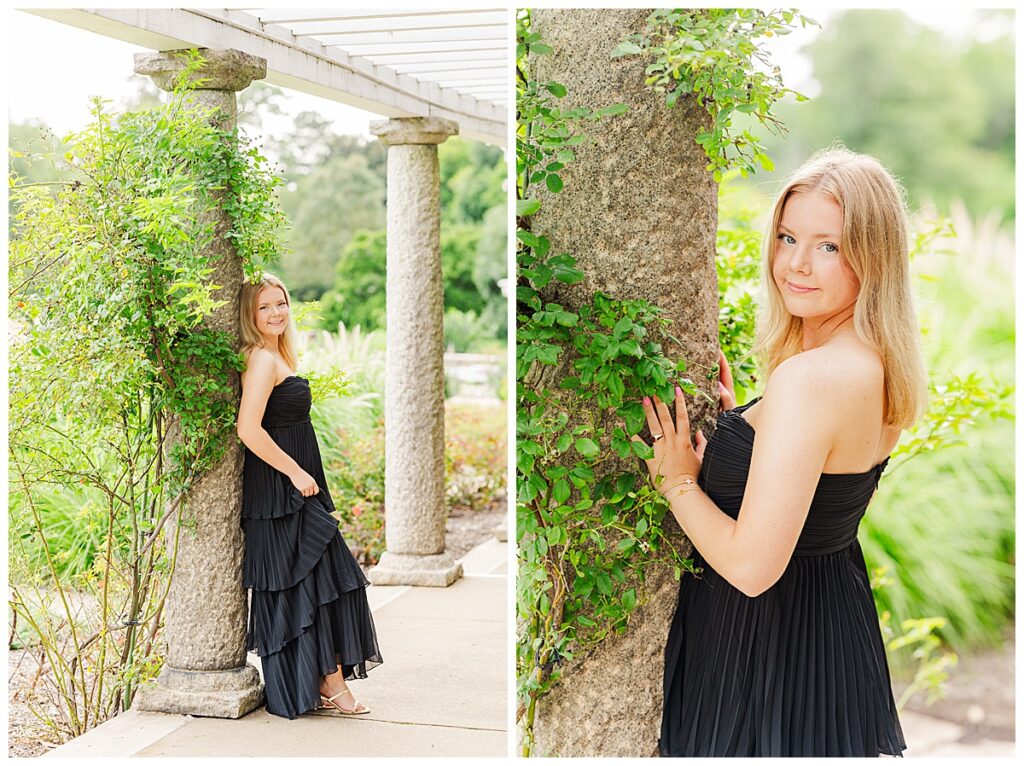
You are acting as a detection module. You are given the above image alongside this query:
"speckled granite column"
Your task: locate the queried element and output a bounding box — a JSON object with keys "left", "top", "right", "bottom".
{"left": 525, "top": 9, "right": 719, "bottom": 757}
{"left": 132, "top": 48, "right": 266, "bottom": 718}
{"left": 366, "top": 117, "right": 463, "bottom": 587}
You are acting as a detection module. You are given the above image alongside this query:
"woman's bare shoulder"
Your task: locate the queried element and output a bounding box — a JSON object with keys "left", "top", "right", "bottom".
{"left": 782, "top": 337, "right": 883, "bottom": 392}
{"left": 763, "top": 340, "right": 882, "bottom": 426}
{"left": 241, "top": 347, "right": 279, "bottom": 389}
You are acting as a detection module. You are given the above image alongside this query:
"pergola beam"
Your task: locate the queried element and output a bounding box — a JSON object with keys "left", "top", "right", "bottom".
{"left": 25, "top": 7, "right": 505, "bottom": 146}
{"left": 249, "top": 8, "right": 503, "bottom": 24}
{"left": 286, "top": 16, "right": 508, "bottom": 35}
{"left": 312, "top": 28, "right": 506, "bottom": 44}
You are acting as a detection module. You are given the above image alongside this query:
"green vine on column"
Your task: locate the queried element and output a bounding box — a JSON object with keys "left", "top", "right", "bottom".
{"left": 612, "top": 8, "right": 816, "bottom": 181}
{"left": 516, "top": 13, "right": 699, "bottom": 755}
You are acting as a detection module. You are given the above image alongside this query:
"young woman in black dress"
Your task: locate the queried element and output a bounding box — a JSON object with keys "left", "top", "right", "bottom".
{"left": 637, "top": 149, "right": 926, "bottom": 756}
{"left": 236, "top": 273, "right": 382, "bottom": 718}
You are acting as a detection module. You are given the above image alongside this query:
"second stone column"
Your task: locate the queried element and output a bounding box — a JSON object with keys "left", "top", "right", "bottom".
{"left": 367, "top": 117, "right": 463, "bottom": 587}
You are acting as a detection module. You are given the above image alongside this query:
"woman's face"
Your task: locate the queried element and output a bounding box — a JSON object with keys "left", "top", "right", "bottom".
{"left": 254, "top": 286, "right": 289, "bottom": 339}
{"left": 771, "top": 189, "right": 860, "bottom": 321}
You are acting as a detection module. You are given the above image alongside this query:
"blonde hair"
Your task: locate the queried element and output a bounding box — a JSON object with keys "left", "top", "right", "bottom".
{"left": 239, "top": 273, "right": 299, "bottom": 372}
{"left": 753, "top": 147, "right": 928, "bottom": 429}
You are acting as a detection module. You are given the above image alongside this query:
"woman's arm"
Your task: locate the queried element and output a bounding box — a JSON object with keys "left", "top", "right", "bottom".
{"left": 639, "top": 354, "right": 844, "bottom": 597}
{"left": 237, "top": 350, "right": 319, "bottom": 496}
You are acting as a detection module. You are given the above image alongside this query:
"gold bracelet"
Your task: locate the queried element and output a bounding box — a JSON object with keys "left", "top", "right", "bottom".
{"left": 666, "top": 478, "right": 701, "bottom": 501}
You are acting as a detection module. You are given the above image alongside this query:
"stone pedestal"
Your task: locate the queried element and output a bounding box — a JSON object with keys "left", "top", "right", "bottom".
{"left": 131, "top": 48, "right": 267, "bottom": 718}
{"left": 366, "top": 117, "right": 464, "bottom": 588}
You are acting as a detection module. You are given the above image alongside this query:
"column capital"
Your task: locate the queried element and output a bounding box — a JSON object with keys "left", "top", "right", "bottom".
{"left": 370, "top": 117, "right": 459, "bottom": 146}
{"left": 134, "top": 48, "right": 267, "bottom": 93}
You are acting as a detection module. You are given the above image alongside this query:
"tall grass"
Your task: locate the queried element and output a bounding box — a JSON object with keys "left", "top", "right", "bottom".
{"left": 863, "top": 216, "right": 1014, "bottom": 656}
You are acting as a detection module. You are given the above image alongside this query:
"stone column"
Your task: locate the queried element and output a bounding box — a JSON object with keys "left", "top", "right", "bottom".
{"left": 132, "top": 48, "right": 267, "bottom": 718}
{"left": 366, "top": 117, "right": 463, "bottom": 587}
{"left": 526, "top": 10, "right": 719, "bottom": 756}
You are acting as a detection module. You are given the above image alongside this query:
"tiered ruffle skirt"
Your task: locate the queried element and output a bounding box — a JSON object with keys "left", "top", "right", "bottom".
{"left": 242, "top": 421, "right": 382, "bottom": 719}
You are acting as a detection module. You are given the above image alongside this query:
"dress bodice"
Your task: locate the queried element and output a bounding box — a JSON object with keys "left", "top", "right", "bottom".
{"left": 261, "top": 376, "right": 312, "bottom": 428}
{"left": 700, "top": 397, "right": 889, "bottom": 556}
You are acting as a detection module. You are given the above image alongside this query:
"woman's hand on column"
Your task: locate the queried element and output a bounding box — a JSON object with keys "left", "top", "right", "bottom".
{"left": 632, "top": 386, "right": 704, "bottom": 499}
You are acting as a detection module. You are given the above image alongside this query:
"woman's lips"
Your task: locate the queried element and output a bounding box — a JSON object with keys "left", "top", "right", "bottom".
{"left": 786, "top": 281, "right": 818, "bottom": 294}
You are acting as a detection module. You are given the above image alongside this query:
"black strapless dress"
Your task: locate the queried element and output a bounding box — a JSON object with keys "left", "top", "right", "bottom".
{"left": 660, "top": 397, "right": 906, "bottom": 756}
{"left": 241, "top": 375, "right": 382, "bottom": 719}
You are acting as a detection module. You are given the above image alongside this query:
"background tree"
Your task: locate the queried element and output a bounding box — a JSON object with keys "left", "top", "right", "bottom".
{"left": 760, "top": 9, "right": 1014, "bottom": 221}
{"left": 278, "top": 152, "right": 386, "bottom": 300}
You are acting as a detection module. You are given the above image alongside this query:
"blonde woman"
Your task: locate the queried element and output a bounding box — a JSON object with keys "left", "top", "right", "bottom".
{"left": 638, "top": 149, "right": 925, "bottom": 756}
{"left": 236, "top": 273, "right": 382, "bottom": 718}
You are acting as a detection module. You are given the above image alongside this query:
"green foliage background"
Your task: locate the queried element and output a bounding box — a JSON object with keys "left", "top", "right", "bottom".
{"left": 11, "top": 81, "right": 509, "bottom": 350}
{"left": 758, "top": 9, "right": 1014, "bottom": 223}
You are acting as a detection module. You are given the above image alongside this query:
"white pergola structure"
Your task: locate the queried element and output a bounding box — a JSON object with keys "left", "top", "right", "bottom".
{"left": 28, "top": 8, "right": 506, "bottom": 144}
{"left": 25, "top": 8, "right": 507, "bottom": 718}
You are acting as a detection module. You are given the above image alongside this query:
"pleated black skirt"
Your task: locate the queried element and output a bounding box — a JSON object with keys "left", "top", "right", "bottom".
{"left": 660, "top": 542, "right": 906, "bottom": 756}
{"left": 660, "top": 398, "right": 906, "bottom": 756}
{"left": 241, "top": 377, "right": 382, "bottom": 719}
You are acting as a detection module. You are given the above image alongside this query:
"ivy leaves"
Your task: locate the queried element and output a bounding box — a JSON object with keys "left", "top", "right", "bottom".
{"left": 9, "top": 50, "right": 286, "bottom": 496}
{"left": 612, "top": 8, "right": 817, "bottom": 182}
{"left": 516, "top": 14, "right": 699, "bottom": 752}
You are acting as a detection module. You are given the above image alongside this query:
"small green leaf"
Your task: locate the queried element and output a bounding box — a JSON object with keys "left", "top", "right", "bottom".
{"left": 622, "top": 588, "right": 637, "bottom": 611}
{"left": 517, "top": 198, "right": 541, "bottom": 216}
{"left": 632, "top": 440, "right": 654, "bottom": 459}
{"left": 610, "top": 41, "right": 643, "bottom": 58}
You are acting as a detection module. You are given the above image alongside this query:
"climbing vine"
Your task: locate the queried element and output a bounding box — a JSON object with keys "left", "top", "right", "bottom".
{"left": 8, "top": 49, "right": 287, "bottom": 737}
{"left": 516, "top": 12, "right": 703, "bottom": 755}
{"left": 612, "top": 8, "right": 816, "bottom": 181}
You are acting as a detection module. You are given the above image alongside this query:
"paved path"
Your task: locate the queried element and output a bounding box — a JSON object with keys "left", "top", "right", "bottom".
{"left": 901, "top": 709, "right": 1014, "bottom": 757}
{"left": 44, "top": 538, "right": 509, "bottom": 758}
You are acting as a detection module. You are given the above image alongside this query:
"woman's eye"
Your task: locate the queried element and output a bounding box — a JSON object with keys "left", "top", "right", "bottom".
{"left": 778, "top": 233, "right": 796, "bottom": 245}
{"left": 822, "top": 242, "right": 839, "bottom": 253}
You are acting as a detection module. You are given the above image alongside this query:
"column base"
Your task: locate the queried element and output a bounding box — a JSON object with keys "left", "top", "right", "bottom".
{"left": 368, "top": 550, "right": 463, "bottom": 587}
{"left": 133, "top": 663, "right": 264, "bottom": 718}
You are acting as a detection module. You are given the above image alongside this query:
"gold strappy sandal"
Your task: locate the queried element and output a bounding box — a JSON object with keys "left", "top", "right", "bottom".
{"left": 319, "top": 686, "right": 369, "bottom": 715}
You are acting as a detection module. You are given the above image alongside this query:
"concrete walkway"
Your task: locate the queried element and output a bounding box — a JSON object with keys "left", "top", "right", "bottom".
{"left": 900, "top": 709, "right": 1014, "bottom": 757}
{"left": 44, "top": 538, "right": 508, "bottom": 758}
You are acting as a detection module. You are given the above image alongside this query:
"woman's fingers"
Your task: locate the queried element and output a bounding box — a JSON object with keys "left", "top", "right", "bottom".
{"left": 666, "top": 386, "right": 689, "bottom": 438}
{"left": 718, "top": 380, "right": 737, "bottom": 412}
{"left": 694, "top": 429, "right": 707, "bottom": 461}
{"left": 641, "top": 395, "right": 663, "bottom": 437}
{"left": 718, "top": 348, "right": 734, "bottom": 392}
{"left": 674, "top": 385, "right": 690, "bottom": 436}
{"left": 651, "top": 394, "right": 675, "bottom": 439}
